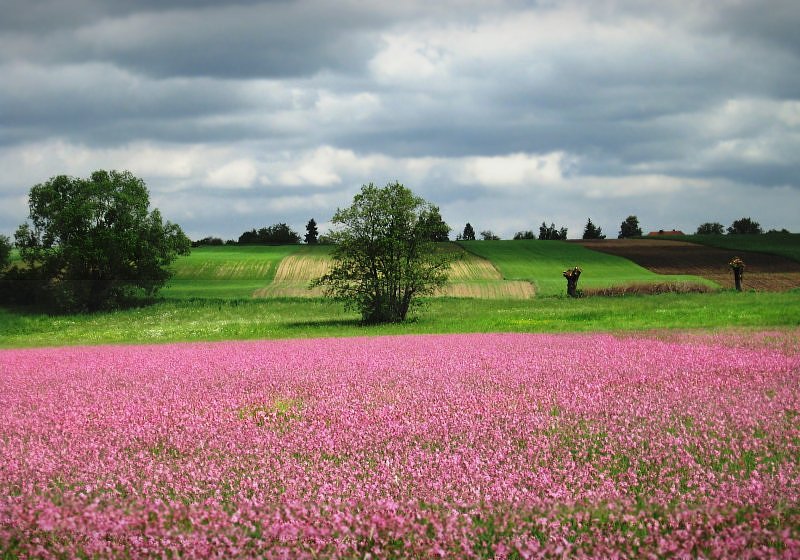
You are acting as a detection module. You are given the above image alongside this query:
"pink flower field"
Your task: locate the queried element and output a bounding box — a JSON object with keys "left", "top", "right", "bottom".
{"left": 1, "top": 332, "right": 799, "bottom": 558}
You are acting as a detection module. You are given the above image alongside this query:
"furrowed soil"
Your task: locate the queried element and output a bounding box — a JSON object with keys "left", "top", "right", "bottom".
{"left": 577, "top": 239, "right": 800, "bottom": 291}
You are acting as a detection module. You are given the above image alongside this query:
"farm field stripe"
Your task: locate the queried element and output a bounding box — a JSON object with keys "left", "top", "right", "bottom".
{"left": 1, "top": 333, "right": 799, "bottom": 557}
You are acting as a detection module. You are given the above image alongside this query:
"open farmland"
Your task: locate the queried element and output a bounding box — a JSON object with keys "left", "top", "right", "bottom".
{"left": 162, "top": 245, "right": 300, "bottom": 299}
{"left": 458, "top": 240, "right": 714, "bottom": 296}
{"left": 1, "top": 332, "right": 798, "bottom": 557}
{"left": 578, "top": 239, "right": 800, "bottom": 292}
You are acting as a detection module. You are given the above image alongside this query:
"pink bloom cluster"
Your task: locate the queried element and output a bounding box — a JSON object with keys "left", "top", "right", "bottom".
{"left": 1, "top": 333, "right": 799, "bottom": 558}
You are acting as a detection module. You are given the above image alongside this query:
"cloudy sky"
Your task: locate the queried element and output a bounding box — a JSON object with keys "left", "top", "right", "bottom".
{"left": 2, "top": 0, "right": 799, "bottom": 240}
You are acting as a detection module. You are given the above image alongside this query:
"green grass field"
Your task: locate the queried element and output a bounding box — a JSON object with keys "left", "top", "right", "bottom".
{"left": 659, "top": 233, "right": 800, "bottom": 262}
{"left": 161, "top": 245, "right": 302, "bottom": 299}
{"left": 1, "top": 291, "right": 798, "bottom": 348}
{"left": 2, "top": 238, "right": 799, "bottom": 348}
{"left": 457, "top": 240, "right": 714, "bottom": 296}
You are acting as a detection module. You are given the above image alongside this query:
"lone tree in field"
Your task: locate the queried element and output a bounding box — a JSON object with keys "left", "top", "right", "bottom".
{"left": 313, "top": 182, "right": 454, "bottom": 324}
{"left": 618, "top": 215, "right": 642, "bottom": 238}
{"left": 304, "top": 218, "right": 319, "bottom": 244}
{"left": 462, "top": 222, "right": 476, "bottom": 241}
{"left": 563, "top": 266, "right": 582, "bottom": 297}
{"left": 582, "top": 218, "right": 605, "bottom": 240}
{"left": 15, "top": 170, "right": 191, "bottom": 312}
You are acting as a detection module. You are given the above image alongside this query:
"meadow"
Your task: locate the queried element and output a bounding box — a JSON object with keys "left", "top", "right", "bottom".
{"left": 458, "top": 240, "right": 715, "bottom": 296}
{"left": 2, "top": 238, "right": 799, "bottom": 557}
{"left": 1, "top": 333, "right": 798, "bottom": 557}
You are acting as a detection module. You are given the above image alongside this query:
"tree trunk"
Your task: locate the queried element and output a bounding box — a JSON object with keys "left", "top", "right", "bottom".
{"left": 733, "top": 268, "right": 743, "bottom": 291}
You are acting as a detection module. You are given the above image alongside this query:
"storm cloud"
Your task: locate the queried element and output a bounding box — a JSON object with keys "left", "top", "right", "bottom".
{"left": 1, "top": 0, "right": 799, "bottom": 240}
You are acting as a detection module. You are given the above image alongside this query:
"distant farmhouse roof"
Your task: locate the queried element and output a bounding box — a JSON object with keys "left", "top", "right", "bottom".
{"left": 647, "top": 229, "right": 685, "bottom": 236}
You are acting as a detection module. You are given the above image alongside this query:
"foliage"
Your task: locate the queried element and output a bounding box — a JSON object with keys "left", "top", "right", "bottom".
{"left": 0, "top": 234, "right": 11, "bottom": 270}
{"left": 421, "top": 206, "right": 451, "bottom": 242}
{"left": 728, "top": 217, "right": 763, "bottom": 235}
{"left": 238, "top": 223, "right": 301, "bottom": 245}
{"left": 313, "top": 182, "right": 455, "bottom": 323}
{"left": 539, "top": 222, "right": 568, "bottom": 240}
{"left": 582, "top": 219, "right": 605, "bottom": 240}
{"left": 304, "top": 218, "right": 319, "bottom": 244}
{"left": 13, "top": 170, "right": 190, "bottom": 312}
{"left": 480, "top": 230, "right": 501, "bottom": 241}
{"left": 618, "top": 215, "right": 642, "bottom": 238}
{"left": 696, "top": 222, "right": 724, "bottom": 235}
{"left": 461, "top": 222, "right": 476, "bottom": 241}
{"left": 513, "top": 230, "right": 536, "bottom": 240}
{"left": 192, "top": 236, "right": 224, "bottom": 247}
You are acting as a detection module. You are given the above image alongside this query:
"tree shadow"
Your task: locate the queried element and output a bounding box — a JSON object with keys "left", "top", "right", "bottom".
{"left": 283, "top": 317, "right": 365, "bottom": 330}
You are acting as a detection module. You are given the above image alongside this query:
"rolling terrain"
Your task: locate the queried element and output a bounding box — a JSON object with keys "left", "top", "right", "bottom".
{"left": 577, "top": 238, "right": 800, "bottom": 291}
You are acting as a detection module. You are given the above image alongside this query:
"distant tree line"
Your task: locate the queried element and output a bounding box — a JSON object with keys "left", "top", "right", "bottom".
{"left": 189, "top": 213, "right": 791, "bottom": 247}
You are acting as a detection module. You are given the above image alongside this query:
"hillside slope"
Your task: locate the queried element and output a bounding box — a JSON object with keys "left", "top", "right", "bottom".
{"left": 577, "top": 239, "right": 800, "bottom": 291}
{"left": 458, "top": 240, "right": 712, "bottom": 297}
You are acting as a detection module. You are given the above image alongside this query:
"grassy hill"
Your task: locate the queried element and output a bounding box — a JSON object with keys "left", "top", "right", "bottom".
{"left": 164, "top": 241, "right": 717, "bottom": 300}
{"left": 457, "top": 240, "right": 714, "bottom": 297}
{"left": 656, "top": 233, "right": 800, "bottom": 262}
{"left": 162, "top": 245, "right": 302, "bottom": 299}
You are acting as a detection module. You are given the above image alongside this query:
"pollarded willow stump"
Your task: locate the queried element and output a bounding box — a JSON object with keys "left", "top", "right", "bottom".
{"left": 563, "top": 266, "right": 582, "bottom": 298}
{"left": 729, "top": 257, "right": 745, "bottom": 292}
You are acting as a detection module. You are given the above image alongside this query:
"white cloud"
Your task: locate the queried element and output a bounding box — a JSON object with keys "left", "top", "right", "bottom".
{"left": 204, "top": 159, "right": 259, "bottom": 189}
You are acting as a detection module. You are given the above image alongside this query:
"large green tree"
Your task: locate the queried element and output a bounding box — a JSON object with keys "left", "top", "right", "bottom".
{"left": 15, "top": 170, "right": 190, "bottom": 311}
{"left": 696, "top": 222, "right": 725, "bottom": 235}
{"left": 727, "top": 217, "right": 762, "bottom": 235}
{"left": 582, "top": 218, "right": 605, "bottom": 239}
{"left": 618, "top": 215, "right": 642, "bottom": 238}
{"left": 313, "top": 182, "right": 454, "bottom": 324}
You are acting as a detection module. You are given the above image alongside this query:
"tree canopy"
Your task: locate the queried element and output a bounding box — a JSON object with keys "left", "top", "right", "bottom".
{"left": 0, "top": 234, "right": 11, "bottom": 270}
{"left": 539, "top": 222, "right": 568, "bottom": 240}
{"left": 14, "top": 170, "right": 190, "bottom": 312}
{"left": 461, "top": 222, "right": 476, "bottom": 241}
{"left": 618, "top": 215, "right": 642, "bottom": 239}
{"left": 313, "top": 182, "right": 454, "bottom": 324}
{"left": 582, "top": 218, "right": 605, "bottom": 240}
{"left": 238, "top": 223, "right": 301, "bottom": 244}
{"left": 728, "top": 217, "right": 762, "bottom": 235}
{"left": 304, "top": 218, "right": 319, "bottom": 244}
{"left": 696, "top": 222, "right": 725, "bottom": 235}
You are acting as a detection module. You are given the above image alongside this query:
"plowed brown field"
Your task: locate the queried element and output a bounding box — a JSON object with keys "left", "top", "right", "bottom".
{"left": 577, "top": 239, "right": 800, "bottom": 291}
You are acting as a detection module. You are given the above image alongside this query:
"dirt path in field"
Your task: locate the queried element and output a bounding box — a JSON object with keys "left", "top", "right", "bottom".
{"left": 576, "top": 239, "right": 800, "bottom": 291}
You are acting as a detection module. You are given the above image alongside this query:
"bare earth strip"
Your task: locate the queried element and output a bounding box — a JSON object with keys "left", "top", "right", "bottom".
{"left": 255, "top": 249, "right": 535, "bottom": 299}
{"left": 577, "top": 239, "right": 800, "bottom": 291}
